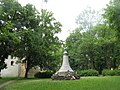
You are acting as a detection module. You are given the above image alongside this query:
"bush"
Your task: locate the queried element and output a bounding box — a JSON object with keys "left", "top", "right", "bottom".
{"left": 34, "top": 71, "right": 54, "bottom": 78}
{"left": 77, "top": 69, "right": 99, "bottom": 76}
{"left": 102, "top": 69, "right": 120, "bottom": 76}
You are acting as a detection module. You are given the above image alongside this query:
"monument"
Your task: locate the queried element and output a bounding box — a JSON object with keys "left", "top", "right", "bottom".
{"left": 51, "top": 50, "right": 80, "bottom": 80}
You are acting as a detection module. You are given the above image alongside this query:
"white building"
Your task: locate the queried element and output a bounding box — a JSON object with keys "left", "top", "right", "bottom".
{"left": 1, "top": 56, "right": 39, "bottom": 77}
{"left": 1, "top": 56, "right": 21, "bottom": 77}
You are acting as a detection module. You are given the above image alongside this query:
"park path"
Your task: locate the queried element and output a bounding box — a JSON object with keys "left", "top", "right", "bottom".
{"left": 0, "top": 80, "right": 15, "bottom": 89}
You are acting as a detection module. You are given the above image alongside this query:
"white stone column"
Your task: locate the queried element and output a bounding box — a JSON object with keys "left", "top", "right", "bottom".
{"left": 58, "top": 51, "right": 73, "bottom": 72}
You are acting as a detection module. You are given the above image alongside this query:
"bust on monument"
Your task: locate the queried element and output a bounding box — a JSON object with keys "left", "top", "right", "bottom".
{"left": 51, "top": 50, "right": 80, "bottom": 80}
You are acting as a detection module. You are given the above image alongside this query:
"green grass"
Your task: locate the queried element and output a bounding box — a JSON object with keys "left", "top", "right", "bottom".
{"left": 1, "top": 76, "right": 120, "bottom": 90}
{"left": 0, "top": 77, "right": 17, "bottom": 84}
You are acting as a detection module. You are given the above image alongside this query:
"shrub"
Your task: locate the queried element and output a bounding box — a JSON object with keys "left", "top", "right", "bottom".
{"left": 34, "top": 71, "right": 54, "bottom": 78}
{"left": 115, "top": 69, "right": 120, "bottom": 75}
{"left": 102, "top": 69, "right": 120, "bottom": 76}
{"left": 77, "top": 69, "right": 99, "bottom": 76}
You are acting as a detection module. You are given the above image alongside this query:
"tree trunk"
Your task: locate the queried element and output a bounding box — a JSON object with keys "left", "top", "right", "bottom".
{"left": 104, "top": 45, "right": 110, "bottom": 69}
{"left": 89, "top": 50, "right": 95, "bottom": 69}
{"left": 113, "top": 59, "right": 116, "bottom": 69}
{"left": 24, "top": 57, "right": 30, "bottom": 78}
{"left": 0, "top": 70, "right": 2, "bottom": 79}
{"left": 84, "top": 54, "right": 88, "bottom": 69}
{"left": 25, "top": 67, "right": 29, "bottom": 78}
{"left": 98, "top": 67, "right": 102, "bottom": 74}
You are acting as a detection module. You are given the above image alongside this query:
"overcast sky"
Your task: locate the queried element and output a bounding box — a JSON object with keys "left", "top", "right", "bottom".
{"left": 18, "top": 0, "right": 110, "bottom": 41}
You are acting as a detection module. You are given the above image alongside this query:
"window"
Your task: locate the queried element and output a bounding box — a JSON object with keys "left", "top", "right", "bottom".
{"left": 11, "top": 61, "right": 14, "bottom": 66}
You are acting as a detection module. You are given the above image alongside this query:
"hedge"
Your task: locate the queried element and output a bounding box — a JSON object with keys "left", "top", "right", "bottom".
{"left": 34, "top": 71, "right": 54, "bottom": 78}
{"left": 77, "top": 69, "right": 99, "bottom": 76}
{"left": 102, "top": 69, "right": 120, "bottom": 76}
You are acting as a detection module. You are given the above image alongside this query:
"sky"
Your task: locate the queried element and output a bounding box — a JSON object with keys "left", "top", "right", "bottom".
{"left": 18, "top": 0, "right": 110, "bottom": 41}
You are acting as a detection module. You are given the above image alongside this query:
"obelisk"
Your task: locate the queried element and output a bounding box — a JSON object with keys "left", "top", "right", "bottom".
{"left": 51, "top": 50, "right": 80, "bottom": 80}
{"left": 58, "top": 50, "right": 73, "bottom": 74}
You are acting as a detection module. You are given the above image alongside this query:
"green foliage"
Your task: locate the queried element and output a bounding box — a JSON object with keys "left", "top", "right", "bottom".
{"left": 15, "top": 8, "right": 62, "bottom": 78}
{"left": 0, "top": 0, "right": 21, "bottom": 73}
{"left": 34, "top": 71, "right": 54, "bottom": 78}
{"left": 66, "top": 4, "right": 120, "bottom": 75}
{"left": 0, "top": 0, "right": 62, "bottom": 78}
{"left": 0, "top": 0, "right": 22, "bottom": 74}
{"left": 102, "top": 69, "right": 120, "bottom": 76}
{"left": 77, "top": 69, "right": 99, "bottom": 76}
{"left": 66, "top": 24, "right": 118, "bottom": 74}
{"left": 66, "top": 7, "right": 105, "bottom": 72}
{"left": 103, "top": 0, "right": 120, "bottom": 33}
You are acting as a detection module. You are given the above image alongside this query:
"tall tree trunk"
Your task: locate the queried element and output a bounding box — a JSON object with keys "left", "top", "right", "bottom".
{"left": 113, "top": 59, "right": 116, "bottom": 69}
{"left": 84, "top": 54, "right": 88, "bottom": 69}
{"left": 25, "top": 66, "right": 29, "bottom": 78}
{"left": 0, "top": 70, "right": 1, "bottom": 79}
{"left": 89, "top": 50, "right": 95, "bottom": 69}
{"left": 24, "top": 57, "right": 30, "bottom": 78}
{"left": 104, "top": 45, "right": 110, "bottom": 69}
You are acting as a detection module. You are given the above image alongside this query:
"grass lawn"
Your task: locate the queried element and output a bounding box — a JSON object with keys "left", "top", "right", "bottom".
{"left": 1, "top": 76, "right": 120, "bottom": 90}
{"left": 0, "top": 77, "right": 17, "bottom": 84}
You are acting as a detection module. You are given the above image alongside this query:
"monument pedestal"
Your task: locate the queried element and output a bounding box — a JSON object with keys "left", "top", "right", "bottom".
{"left": 51, "top": 51, "right": 80, "bottom": 80}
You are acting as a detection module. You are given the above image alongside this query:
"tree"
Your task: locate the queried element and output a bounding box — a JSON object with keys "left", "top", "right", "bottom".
{"left": 0, "top": 21, "right": 19, "bottom": 78}
{"left": 0, "top": 0, "right": 62, "bottom": 78}
{"left": 103, "top": 0, "right": 120, "bottom": 35}
{"left": 68, "top": 6, "right": 103, "bottom": 71}
{"left": 66, "top": 28, "right": 84, "bottom": 70}
{"left": 66, "top": 6, "right": 119, "bottom": 74}
{"left": 76, "top": 6, "right": 102, "bottom": 31}
{"left": 15, "top": 8, "right": 62, "bottom": 78}
{"left": 92, "top": 24, "right": 117, "bottom": 73}
{"left": 66, "top": 24, "right": 117, "bottom": 74}
{"left": 43, "top": 0, "right": 48, "bottom": 3}
{"left": 0, "top": 0, "right": 21, "bottom": 78}
{"left": 13, "top": 5, "right": 62, "bottom": 78}
{"left": 103, "top": 0, "right": 120, "bottom": 70}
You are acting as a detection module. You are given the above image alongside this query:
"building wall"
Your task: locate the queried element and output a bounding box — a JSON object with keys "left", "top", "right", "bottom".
{"left": 1, "top": 56, "right": 20, "bottom": 77}
{"left": 19, "top": 63, "right": 26, "bottom": 77}
{"left": 28, "top": 66, "right": 40, "bottom": 77}
{"left": 1, "top": 56, "right": 40, "bottom": 77}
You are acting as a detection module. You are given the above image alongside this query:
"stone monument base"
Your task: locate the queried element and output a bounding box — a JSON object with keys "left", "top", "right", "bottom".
{"left": 51, "top": 71, "right": 80, "bottom": 80}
